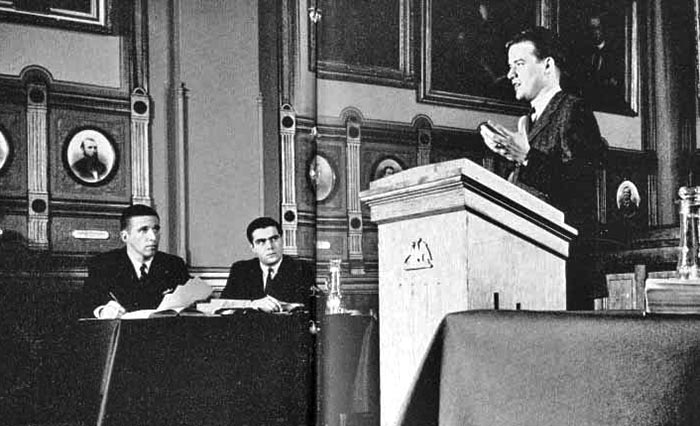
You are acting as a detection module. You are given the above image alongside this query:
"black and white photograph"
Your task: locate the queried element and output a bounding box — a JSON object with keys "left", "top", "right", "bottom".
{"left": 1, "top": 1, "right": 699, "bottom": 425}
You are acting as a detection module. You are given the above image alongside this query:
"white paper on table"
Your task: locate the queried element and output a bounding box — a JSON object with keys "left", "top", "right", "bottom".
{"left": 156, "top": 276, "right": 213, "bottom": 311}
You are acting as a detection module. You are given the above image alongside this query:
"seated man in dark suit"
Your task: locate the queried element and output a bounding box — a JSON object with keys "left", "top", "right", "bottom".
{"left": 220, "top": 217, "right": 314, "bottom": 313}
{"left": 82, "top": 204, "right": 190, "bottom": 318}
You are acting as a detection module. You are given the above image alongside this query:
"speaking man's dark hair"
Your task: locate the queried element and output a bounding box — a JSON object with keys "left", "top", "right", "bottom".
{"left": 120, "top": 204, "right": 159, "bottom": 230}
{"left": 246, "top": 217, "right": 282, "bottom": 244}
{"left": 506, "top": 27, "right": 569, "bottom": 75}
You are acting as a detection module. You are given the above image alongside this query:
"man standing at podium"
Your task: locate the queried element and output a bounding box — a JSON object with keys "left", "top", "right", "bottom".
{"left": 221, "top": 217, "right": 314, "bottom": 312}
{"left": 82, "top": 204, "right": 191, "bottom": 318}
{"left": 479, "top": 27, "right": 607, "bottom": 309}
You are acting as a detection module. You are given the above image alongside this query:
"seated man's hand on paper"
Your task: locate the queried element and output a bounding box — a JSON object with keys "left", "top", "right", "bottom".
{"left": 251, "top": 295, "right": 283, "bottom": 313}
{"left": 93, "top": 300, "right": 126, "bottom": 319}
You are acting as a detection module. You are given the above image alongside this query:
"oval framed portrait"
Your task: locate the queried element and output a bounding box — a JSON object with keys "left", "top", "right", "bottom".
{"left": 372, "top": 157, "right": 404, "bottom": 181}
{"left": 616, "top": 180, "right": 641, "bottom": 219}
{"left": 0, "top": 128, "right": 11, "bottom": 175}
{"left": 307, "top": 154, "right": 337, "bottom": 202}
{"left": 63, "top": 128, "right": 118, "bottom": 186}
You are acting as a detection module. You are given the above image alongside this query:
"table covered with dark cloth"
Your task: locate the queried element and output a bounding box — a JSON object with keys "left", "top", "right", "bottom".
{"left": 36, "top": 311, "right": 314, "bottom": 426}
{"left": 400, "top": 310, "right": 700, "bottom": 426}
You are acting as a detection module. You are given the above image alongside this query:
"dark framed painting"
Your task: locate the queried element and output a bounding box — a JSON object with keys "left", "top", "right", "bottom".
{"left": 557, "top": 0, "right": 639, "bottom": 115}
{"left": 419, "top": 0, "right": 553, "bottom": 113}
{"left": 0, "top": 0, "right": 114, "bottom": 33}
{"left": 309, "top": 0, "right": 413, "bottom": 87}
{"left": 63, "top": 128, "right": 118, "bottom": 186}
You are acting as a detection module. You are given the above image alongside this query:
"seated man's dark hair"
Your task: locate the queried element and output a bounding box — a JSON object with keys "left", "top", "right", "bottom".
{"left": 506, "top": 26, "right": 568, "bottom": 74}
{"left": 246, "top": 217, "right": 282, "bottom": 244}
{"left": 120, "top": 204, "right": 159, "bottom": 230}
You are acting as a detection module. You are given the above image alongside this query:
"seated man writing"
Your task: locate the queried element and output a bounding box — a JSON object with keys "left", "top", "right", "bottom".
{"left": 220, "top": 217, "right": 314, "bottom": 313}
{"left": 82, "top": 204, "right": 190, "bottom": 318}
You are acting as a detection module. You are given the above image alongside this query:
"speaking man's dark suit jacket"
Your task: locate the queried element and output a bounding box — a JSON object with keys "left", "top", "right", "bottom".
{"left": 82, "top": 248, "right": 190, "bottom": 316}
{"left": 220, "top": 256, "right": 314, "bottom": 305}
{"left": 496, "top": 91, "right": 608, "bottom": 308}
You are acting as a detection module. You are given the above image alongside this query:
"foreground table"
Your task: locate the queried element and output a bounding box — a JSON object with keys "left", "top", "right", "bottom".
{"left": 400, "top": 310, "right": 700, "bottom": 426}
{"left": 37, "top": 311, "right": 313, "bottom": 426}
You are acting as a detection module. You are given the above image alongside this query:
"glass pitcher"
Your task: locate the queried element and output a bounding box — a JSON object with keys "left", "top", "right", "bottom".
{"left": 325, "top": 259, "right": 346, "bottom": 314}
{"left": 677, "top": 186, "right": 700, "bottom": 279}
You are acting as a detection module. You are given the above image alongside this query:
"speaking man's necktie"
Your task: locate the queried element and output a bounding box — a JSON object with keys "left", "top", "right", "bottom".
{"left": 528, "top": 106, "right": 537, "bottom": 127}
{"left": 508, "top": 107, "right": 536, "bottom": 184}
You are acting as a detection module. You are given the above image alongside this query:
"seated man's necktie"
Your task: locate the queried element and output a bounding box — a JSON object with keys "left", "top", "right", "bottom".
{"left": 140, "top": 263, "right": 149, "bottom": 282}
{"left": 266, "top": 267, "right": 274, "bottom": 289}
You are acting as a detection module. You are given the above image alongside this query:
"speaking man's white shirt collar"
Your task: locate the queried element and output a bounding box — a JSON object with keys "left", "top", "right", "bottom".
{"left": 530, "top": 84, "right": 561, "bottom": 122}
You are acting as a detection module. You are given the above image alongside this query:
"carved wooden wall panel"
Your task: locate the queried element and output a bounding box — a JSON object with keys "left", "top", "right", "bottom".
{"left": 296, "top": 223, "right": 317, "bottom": 260}
{"left": 296, "top": 128, "right": 318, "bottom": 213}
{"left": 50, "top": 108, "right": 130, "bottom": 202}
{"left": 315, "top": 233, "right": 347, "bottom": 264}
{"left": 50, "top": 215, "right": 122, "bottom": 253}
{"left": 601, "top": 149, "right": 655, "bottom": 244}
{"left": 362, "top": 229, "right": 378, "bottom": 263}
{"left": 0, "top": 0, "right": 146, "bottom": 256}
{"left": 314, "top": 135, "right": 346, "bottom": 212}
{"left": 0, "top": 214, "right": 27, "bottom": 241}
{"left": 0, "top": 105, "right": 27, "bottom": 197}
{"left": 295, "top": 125, "right": 319, "bottom": 262}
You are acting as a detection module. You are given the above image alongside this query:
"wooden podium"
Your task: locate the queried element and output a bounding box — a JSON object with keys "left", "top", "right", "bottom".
{"left": 359, "top": 159, "right": 577, "bottom": 426}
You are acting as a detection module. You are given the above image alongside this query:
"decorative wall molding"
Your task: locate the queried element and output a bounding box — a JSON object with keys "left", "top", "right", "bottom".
{"left": 597, "top": 168, "right": 607, "bottom": 224}
{"left": 257, "top": 93, "right": 265, "bottom": 214}
{"left": 647, "top": 173, "right": 658, "bottom": 227}
{"left": 133, "top": 0, "right": 149, "bottom": 92}
{"left": 26, "top": 82, "right": 49, "bottom": 249}
{"left": 280, "top": 103, "right": 298, "bottom": 255}
{"left": 174, "top": 83, "right": 189, "bottom": 261}
{"left": 280, "top": 0, "right": 296, "bottom": 105}
{"left": 413, "top": 115, "right": 432, "bottom": 166}
{"left": 130, "top": 87, "right": 152, "bottom": 206}
{"left": 344, "top": 110, "right": 364, "bottom": 274}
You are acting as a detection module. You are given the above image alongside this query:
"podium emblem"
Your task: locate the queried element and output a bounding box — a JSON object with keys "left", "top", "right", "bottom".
{"left": 403, "top": 238, "right": 433, "bottom": 270}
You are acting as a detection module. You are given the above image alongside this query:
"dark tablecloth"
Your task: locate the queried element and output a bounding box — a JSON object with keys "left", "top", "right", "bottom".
{"left": 37, "top": 311, "right": 314, "bottom": 426}
{"left": 400, "top": 310, "right": 700, "bottom": 426}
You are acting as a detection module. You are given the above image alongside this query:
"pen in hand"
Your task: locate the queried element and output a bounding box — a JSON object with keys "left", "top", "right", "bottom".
{"left": 108, "top": 291, "right": 121, "bottom": 305}
{"left": 99, "top": 291, "right": 125, "bottom": 319}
